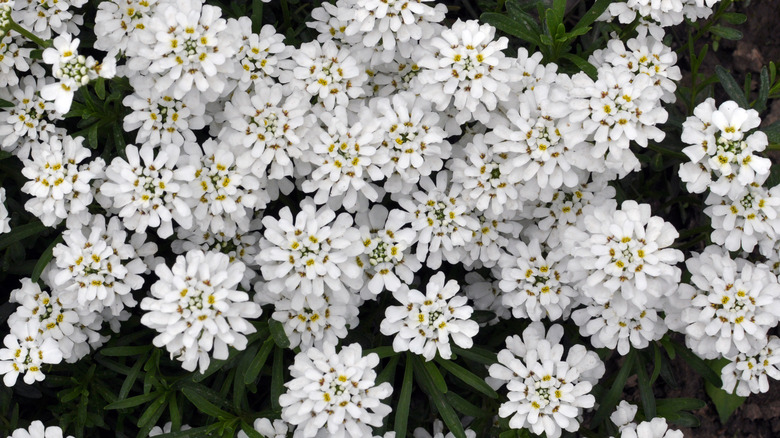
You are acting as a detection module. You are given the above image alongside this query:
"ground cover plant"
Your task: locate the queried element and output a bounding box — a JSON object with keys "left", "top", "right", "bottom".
{"left": 1, "top": 0, "right": 780, "bottom": 437}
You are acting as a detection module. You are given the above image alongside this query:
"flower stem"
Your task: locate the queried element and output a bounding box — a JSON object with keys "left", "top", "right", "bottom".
{"left": 9, "top": 21, "right": 51, "bottom": 48}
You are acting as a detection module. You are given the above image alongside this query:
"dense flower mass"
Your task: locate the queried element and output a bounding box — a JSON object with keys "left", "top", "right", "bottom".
{"left": 0, "top": 0, "right": 777, "bottom": 436}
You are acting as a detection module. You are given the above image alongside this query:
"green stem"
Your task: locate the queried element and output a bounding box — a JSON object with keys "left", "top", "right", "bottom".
{"left": 9, "top": 21, "right": 51, "bottom": 48}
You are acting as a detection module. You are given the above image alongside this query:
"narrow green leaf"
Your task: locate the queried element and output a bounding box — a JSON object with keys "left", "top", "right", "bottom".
{"left": 435, "top": 356, "right": 498, "bottom": 399}
{"left": 375, "top": 354, "right": 400, "bottom": 388}
{"left": 704, "top": 360, "right": 745, "bottom": 424}
{"left": 445, "top": 392, "right": 488, "bottom": 418}
{"left": 561, "top": 53, "right": 598, "bottom": 79}
{"left": 364, "top": 346, "right": 397, "bottom": 359}
{"left": 105, "top": 391, "right": 161, "bottom": 410}
{"left": 755, "top": 66, "right": 770, "bottom": 112}
{"left": 150, "top": 426, "right": 214, "bottom": 438}
{"left": 31, "top": 235, "right": 61, "bottom": 283}
{"left": 715, "top": 66, "right": 749, "bottom": 108}
{"left": 238, "top": 422, "right": 262, "bottom": 438}
{"left": 481, "top": 12, "right": 542, "bottom": 46}
{"left": 571, "top": 0, "right": 611, "bottom": 33}
{"left": 672, "top": 340, "right": 721, "bottom": 387}
{"left": 422, "top": 359, "right": 447, "bottom": 394}
{"left": 412, "top": 355, "right": 466, "bottom": 438}
{"left": 0, "top": 221, "right": 46, "bottom": 251}
{"left": 182, "top": 387, "right": 233, "bottom": 420}
{"left": 393, "top": 354, "right": 414, "bottom": 436}
{"left": 271, "top": 346, "right": 284, "bottom": 410}
{"left": 591, "top": 350, "right": 636, "bottom": 426}
{"left": 656, "top": 398, "right": 706, "bottom": 413}
{"left": 118, "top": 355, "right": 146, "bottom": 400}
{"left": 88, "top": 124, "right": 99, "bottom": 150}
{"left": 709, "top": 25, "right": 743, "bottom": 41}
{"left": 136, "top": 395, "right": 167, "bottom": 434}
{"left": 94, "top": 78, "right": 106, "bottom": 100}
{"left": 101, "top": 345, "right": 152, "bottom": 357}
{"left": 169, "top": 393, "right": 181, "bottom": 433}
{"left": 665, "top": 411, "right": 701, "bottom": 427}
{"left": 251, "top": 0, "right": 264, "bottom": 34}
{"left": 268, "top": 319, "right": 291, "bottom": 349}
{"left": 451, "top": 345, "right": 497, "bottom": 365}
{"left": 650, "top": 342, "right": 663, "bottom": 385}
{"left": 77, "top": 391, "right": 88, "bottom": 435}
{"left": 720, "top": 12, "right": 747, "bottom": 24}
{"left": 0, "top": 98, "right": 13, "bottom": 108}
{"left": 244, "top": 338, "right": 274, "bottom": 385}
{"left": 635, "top": 353, "right": 656, "bottom": 419}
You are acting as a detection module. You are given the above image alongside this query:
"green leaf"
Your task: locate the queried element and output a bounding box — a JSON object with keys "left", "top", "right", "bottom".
{"left": 88, "top": 123, "right": 100, "bottom": 150}
{"left": 412, "top": 355, "right": 466, "bottom": 438}
{"left": 435, "top": 356, "right": 498, "bottom": 399}
{"left": 77, "top": 391, "right": 89, "bottom": 435}
{"left": 715, "top": 66, "right": 749, "bottom": 108}
{"left": 100, "top": 345, "right": 152, "bottom": 357}
{"left": 665, "top": 411, "right": 701, "bottom": 427}
{"left": 591, "top": 350, "right": 636, "bottom": 426}
{"left": 451, "top": 345, "right": 497, "bottom": 365}
{"left": 364, "top": 346, "right": 397, "bottom": 359}
{"left": 0, "top": 99, "right": 13, "bottom": 108}
{"left": 445, "top": 392, "right": 488, "bottom": 418}
{"left": 0, "top": 221, "right": 46, "bottom": 251}
{"left": 393, "top": 354, "right": 414, "bottom": 436}
{"left": 182, "top": 387, "right": 234, "bottom": 420}
{"left": 169, "top": 393, "right": 181, "bottom": 433}
{"left": 571, "top": 0, "right": 611, "bottom": 33}
{"left": 375, "top": 355, "right": 400, "bottom": 389}
{"left": 656, "top": 398, "right": 706, "bottom": 414}
{"left": 94, "top": 78, "right": 106, "bottom": 100}
{"left": 244, "top": 337, "right": 274, "bottom": 385}
{"left": 422, "top": 359, "right": 447, "bottom": 394}
{"left": 31, "top": 235, "right": 62, "bottom": 283}
{"left": 672, "top": 340, "right": 722, "bottom": 387}
{"left": 755, "top": 66, "right": 770, "bottom": 112}
{"left": 105, "top": 391, "right": 162, "bottom": 410}
{"left": 271, "top": 346, "right": 284, "bottom": 410}
{"left": 481, "top": 12, "right": 542, "bottom": 46}
{"left": 635, "top": 353, "right": 656, "bottom": 419}
{"left": 268, "top": 319, "right": 291, "bottom": 349}
{"left": 704, "top": 360, "right": 746, "bottom": 424}
{"left": 709, "top": 25, "right": 743, "bottom": 41}
{"left": 240, "top": 421, "right": 263, "bottom": 438}
{"left": 251, "top": 0, "right": 264, "bottom": 34}
{"left": 143, "top": 425, "right": 214, "bottom": 438}
{"left": 650, "top": 342, "right": 663, "bottom": 385}
{"left": 561, "top": 53, "right": 598, "bottom": 79}
{"left": 720, "top": 12, "right": 747, "bottom": 24}
{"left": 136, "top": 395, "right": 168, "bottom": 438}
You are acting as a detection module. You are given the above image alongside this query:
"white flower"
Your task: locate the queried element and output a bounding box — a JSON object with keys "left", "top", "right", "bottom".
{"left": 499, "top": 239, "right": 576, "bottom": 321}
{"left": 266, "top": 289, "right": 359, "bottom": 352}
{"left": 20, "top": 135, "right": 95, "bottom": 228}
{"left": 0, "top": 34, "right": 32, "bottom": 88}
{"left": 125, "top": 0, "right": 239, "bottom": 101}
{"left": 380, "top": 272, "right": 479, "bottom": 360}
{"left": 7, "top": 278, "right": 86, "bottom": 363}
{"left": 99, "top": 144, "right": 192, "bottom": 238}
{"left": 564, "top": 200, "right": 683, "bottom": 307}
{"left": 216, "top": 83, "right": 314, "bottom": 180}
{"left": 620, "top": 418, "right": 684, "bottom": 438}
{"left": 0, "top": 320, "right": 63, "bottom": 386}
{"left": 417, "top": 19, "right": 513, "bottom": 124}
{"left": 355, "top": 205, "right": 419, "bottom": 299}
{"left": 450, "top": 133, "right": 521, "bottom": 217}
{"left": 172, "top": 226, "right": 260, "bottom": 288}
{"left": 397, "top": 171, "right": 479, "bottom": 268}
{"left": 51, "top": 215, "right": 154, "bottom": 316}
{"left": 371, "top": 91, "right": 452, "bottom": 194}
{"left": 281, "top": 39, "right": 366, "bottom": 110}
{"left": 461, "top": 213, "right": 522, "bottom": 269}
{"left": 679, "top": 99, "right": 770, "bottom": 197}
{"left": 413, "top": 420, "right": 476, "bottom": 438}
{"left": 279, "top": 342, "right": 393, "bottom": 438}
{"left": 610, "top": 401, "right": 638, "bottom": 430}
{"left": 488, "top": 322, "right": 604, "bottom": 438}
{"left": 6, "top": 421, "right": 74, "bottom": 438}
{"left": 705, "top": 183, "right": 780, "bottom": 255}
{"left": 122, "top": 75, "right": 208, "bottom": 148}
{"left": 257, "top": 198, "right": 363, "bottom": 305}
{"left": 0, "top": 75, "right": 61, "bottom": 157}
{"left": 237, "top": 418, "right": 288, "bottom": 438}
{"left": 0, "top": 187, "right": 9, "bottom": 233}
{"left": 670, "top": 246, "right": 780, "bottom": 359}
{"left": 176, "top": 139, "right": 264, "bottom": 234}
{"left": 94, "top": 0, "right": 159, "bottom": 55}
{"left": 463, "top": 271, "right": 512, "bottom": 323}
{"left": 231, "top": 18, "right": 291, "bottom": 90}
{"left": 140, "top": 250, "right": 262, "bottom": 373}
{"left": 721, "top": 335, "right": 780, "bottom": 397}
{"left": 11, "top": 0, "right": 86, "bottom": 39}
{"left": 572, "top": 294, "right": 667, "bottom": 355}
